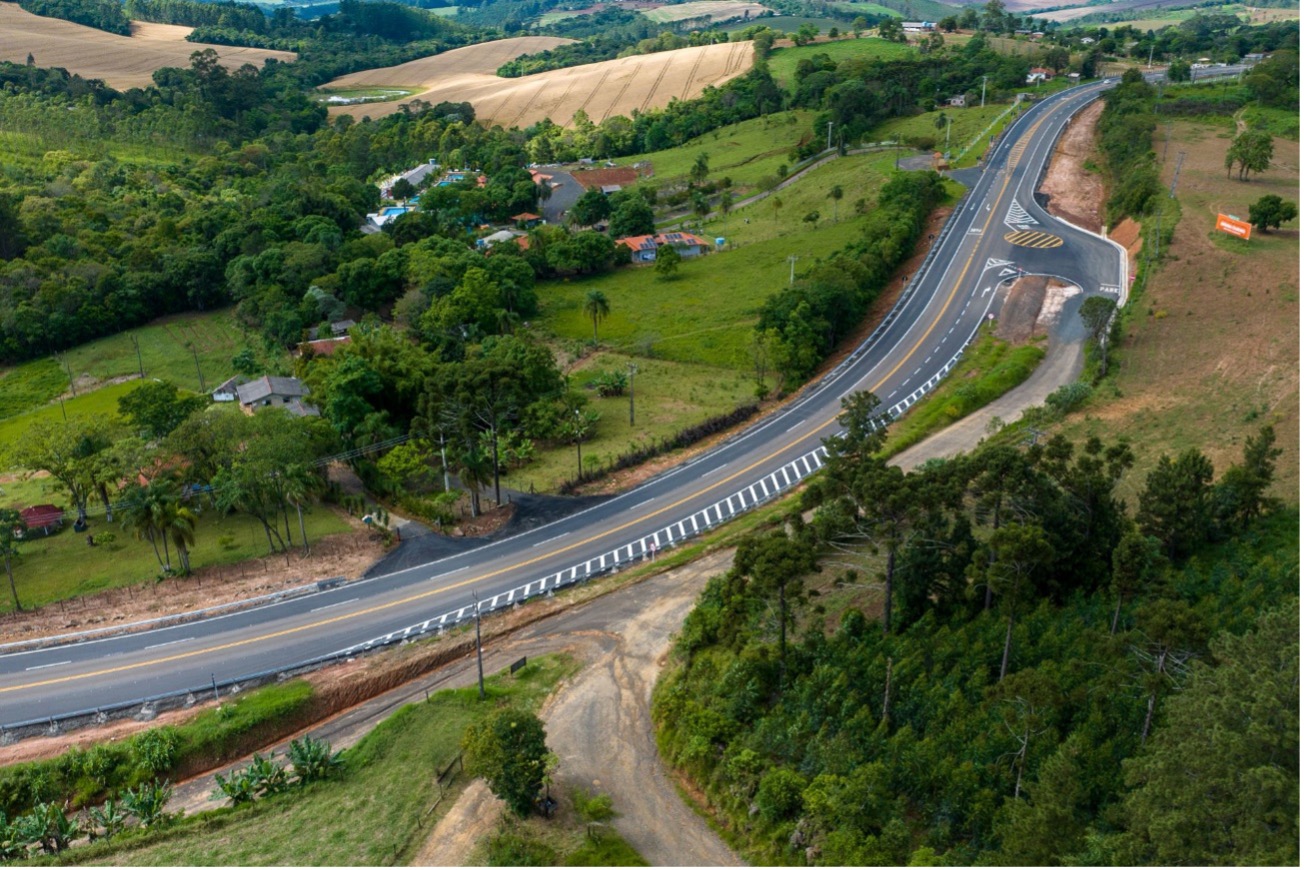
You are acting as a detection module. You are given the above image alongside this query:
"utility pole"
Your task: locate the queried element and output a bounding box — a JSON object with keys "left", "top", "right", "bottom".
{"left": 58, "top": 354, "right": 75, "bottom": 397}
{"left": 472, "top": 592, "right": 485, "bottom": 700}
{"left": 787, "top": 254, "right": 799, "bottom": 286}
{"left": 574, "top": 409, "right": 583, "bottom": 477}
{"left": 827, "top": 120, "right": 833, "bottom": 151}
{"left": 1169, "top": 151, "right": 1185, "bottom": 198}
{"left": 439, "top": 431, "right": 450, "bottom": 492}
{"left": 129, "top": 334, "right": 143, "bottom": 379}
{"left": 945, "top": 115, "right": 953, "bottom": 159}
{"left": 627, "top": 362, "right": 637, "bottom": 426}
{"left": 1147, "top": 43, "right": 1154, "bottom": 69}
{"left": 191, "top": 346, "right": 206, "bottom": 393}
{"left": 981, "top": 75, "right": 988, "bottom": 108}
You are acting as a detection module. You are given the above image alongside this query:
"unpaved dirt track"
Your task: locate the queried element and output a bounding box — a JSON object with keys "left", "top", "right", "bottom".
{"left": 0, "top": 5, "right": 295, "bottom": 89}
{"left": 328, "top": 39, "right": 754, "bottom": 129}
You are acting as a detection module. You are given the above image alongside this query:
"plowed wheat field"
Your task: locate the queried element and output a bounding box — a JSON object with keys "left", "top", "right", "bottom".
{"left": 0, "top": 5, "right": 295, "bottom": 90}
{"left": 327, "top": 37, "right": 755, "bottom": 128}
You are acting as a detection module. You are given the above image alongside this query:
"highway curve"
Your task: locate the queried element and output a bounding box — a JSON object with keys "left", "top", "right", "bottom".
{"left": 0, "top": 79, "right": 1129, "bottom": 730}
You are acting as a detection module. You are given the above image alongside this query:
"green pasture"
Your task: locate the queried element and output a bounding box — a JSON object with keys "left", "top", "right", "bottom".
{"left": 0, "top": 469, "right": 351, "bottom": 613}
{"left": 724, "top": 15, "right": 844, "bottom": 33}
{"left": 502, "top": 351, "right": 756, "bottom": 492}
{"left": 868, "top": 101, "right": 1024, "bottom": 165}
{"left": 63, "top": 308, "right": 277, "bottom": 394}
{"left": 0, "top": 380, "right": 140, "bottom": 446}
{"left": 619, "top": 110, "right": 819, "bottom": 190}
{"left": 767, "top": 36, "right": 917, "bottom": 89}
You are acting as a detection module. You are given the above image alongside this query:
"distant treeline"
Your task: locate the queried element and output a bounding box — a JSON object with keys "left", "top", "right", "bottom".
{"left": 11, "top": 0, "right": 129, "bottom": 34}
{"left": 498, "top": 26, "right": 733, "bottom": 78}
{"left": 125, "top": 0, "right": 268, "bottom": 31}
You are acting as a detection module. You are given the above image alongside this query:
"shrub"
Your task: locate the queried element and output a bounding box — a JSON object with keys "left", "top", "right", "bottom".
{"left": 755, "top": 767, "right": 806, "bottom": 823}
{"left": 287, "top": 737, "right": 342, "bottom": 785}
{"left": 121, "top": 780, "right": 172, "bottom": 828}
{"left": 129, "top": 729, "right": 178, "bottom": 776}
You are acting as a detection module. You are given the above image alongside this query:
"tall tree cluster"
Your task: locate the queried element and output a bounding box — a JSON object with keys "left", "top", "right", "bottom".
{"left": 654, "top": 392, "right": 1293, "bottom": 865}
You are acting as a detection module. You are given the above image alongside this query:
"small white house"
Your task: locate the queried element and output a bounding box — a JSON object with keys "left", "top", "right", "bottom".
{"left": 211, "top": 375, "right": 244, "bottom": 403}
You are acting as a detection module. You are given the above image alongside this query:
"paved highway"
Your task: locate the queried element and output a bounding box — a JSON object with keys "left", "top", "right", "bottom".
{"left": 0, "top": 78, "right": 1130, "bottom": 730}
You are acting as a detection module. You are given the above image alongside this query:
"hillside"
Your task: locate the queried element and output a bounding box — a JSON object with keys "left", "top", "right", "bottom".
{"left": 326, "top": 38, "right": 755, "bottom": 127}
{"left": 0, "top": 3, "right": 295, "bottom": 89}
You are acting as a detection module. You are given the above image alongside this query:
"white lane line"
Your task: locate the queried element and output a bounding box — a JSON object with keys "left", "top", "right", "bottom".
{"left": 702, "top": 462, "right": 729, "bottom": 476}
{"left": 626, "top": 499, "right": 655, "bottom": 512}
{"left": 311, "top": 597, "right": 359, "bottom": 613}
{"left": 786, "top": 419, "right": 806, "bottom": 432}
{"left": 27, "top": 660, "right": 71, "bottom": 671}
{"left": 145, "top": 637, "right": 194, "bottom": 650}
{"left": 531, "top": 531, "right": 571, "bottom": 547}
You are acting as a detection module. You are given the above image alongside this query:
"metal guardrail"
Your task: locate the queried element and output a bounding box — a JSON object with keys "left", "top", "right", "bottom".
{"left": 2, "top": 86, "right": 1109, "bottom": 741}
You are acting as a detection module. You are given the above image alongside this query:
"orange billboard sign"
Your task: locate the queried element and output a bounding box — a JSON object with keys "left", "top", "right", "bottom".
{"left": 1216, "top": 213, "right": 1252, "bottom": 239}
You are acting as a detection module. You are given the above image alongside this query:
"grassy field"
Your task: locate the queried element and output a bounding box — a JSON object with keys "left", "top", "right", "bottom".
{"left": 619, "top": 110, "right": 819, "bottom": 189}
{"left": 502, "top": 351, "right": 756, "bottom": 492}
{"left": 0, "top": 469, "right": 351, "bottom": 612}
{"left": 881, "top": 329, "right": 1047, "bottom": 455}
{"left": 0, "top": 379, "right": 140, "bottom": 446}
{"left": 766, "top": 36, "right": 917, "bottom": 89}
{"left": 1052, "top": 119, "right": 1299, "bottom": 504}
{"left": 869, "top": 101, "right": 1028, "bottom": 166}
{"left": 74, "top": 655, "right": 577, "bottom": 866}
{"left": 60, "top": 308, "right": 275, "bottom": 395}
{"left": 540, "top": 154, "right": 901, "bottom": 370}
{"left": 724, "top": 15, "right": 844, "bottom": 33}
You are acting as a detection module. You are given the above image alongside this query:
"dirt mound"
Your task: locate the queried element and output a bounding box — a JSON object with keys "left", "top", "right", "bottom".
{"left": 1111, "top": 217, "right": 1143, "bottom": 260}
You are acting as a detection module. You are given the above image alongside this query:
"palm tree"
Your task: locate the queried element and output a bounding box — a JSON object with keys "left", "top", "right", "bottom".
{"left": 457, "top": 443, "right": 494, "bottom": 518}
{"left": 0, "top": 508, "right": 24, "bottom": 612}
{"left": 120, "top": 482, "right": 166, "bottom": 568}
{"left": 828, "top": 185, "right": 843, "bottom": 222}
{"left": 280, "top": 464, "right": 320, "bottom": 557}
{"left": 583, "top": 290, "right": 610, "bottom": 343}
{"left": 163, "top": 504, "right": 198, "bottom": 575}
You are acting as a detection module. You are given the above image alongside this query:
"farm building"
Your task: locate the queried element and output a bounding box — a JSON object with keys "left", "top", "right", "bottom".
{"left": 236, "top": 376, "right": 318, "bottom": 417}
{"left": 618, "top": 232, "right": 711, "bottom": 264}
{"left": 18, "top": 504, "right": 63, "bottom": 537}
{"left": 211, "top": 375, "right": 246, "bottom": 402}
{"left": 1027, "top": 67, "right": 1054, "bottom": 83}
{"left": 477, "top": 229, "right": 523, "bottom": 249}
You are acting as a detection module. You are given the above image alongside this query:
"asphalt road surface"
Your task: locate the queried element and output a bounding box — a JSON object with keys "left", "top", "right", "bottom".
{"left": 0, "top": 77, "right": 1132, "bottom": 729}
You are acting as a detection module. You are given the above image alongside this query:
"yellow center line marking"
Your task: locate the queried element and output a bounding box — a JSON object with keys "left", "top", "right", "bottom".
{"left": 5, "top": 111, "right": 1056, "bottom": 698}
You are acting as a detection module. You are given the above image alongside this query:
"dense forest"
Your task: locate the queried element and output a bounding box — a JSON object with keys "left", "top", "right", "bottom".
{"left": 654, "top": 395, "right": 1298, "bottom": 864}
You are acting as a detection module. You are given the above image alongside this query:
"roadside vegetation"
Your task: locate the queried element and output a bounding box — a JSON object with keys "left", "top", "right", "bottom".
{"left": 11, "top": 656, "right": 576, "bottom": 865}
{"left": 880, "top": 328, "right": 1046, "bottom": 455}
{"left": 654, "top": 392, "right": 1297, "bottom": 864}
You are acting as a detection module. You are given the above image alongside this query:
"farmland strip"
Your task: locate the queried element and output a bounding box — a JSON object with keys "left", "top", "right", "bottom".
{"left": 576, "top": 65, "right": 614, "bottom": 126}
{"left": 679, "top": 46, "right": 705, "bottom": 101}
{"left": 639, "top": 54, "right": 676, "bottom": 114}
{"left": 601, "top": 62, "right": 637, "bottom": 122}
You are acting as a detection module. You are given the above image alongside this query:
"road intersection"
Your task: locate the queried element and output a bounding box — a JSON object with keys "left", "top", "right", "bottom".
{"left": 0, "top": 77, "right": 1131, "bottom": 731}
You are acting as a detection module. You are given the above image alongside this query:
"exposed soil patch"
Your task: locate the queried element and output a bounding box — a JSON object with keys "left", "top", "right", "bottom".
{"left": 1038, "top": 99, "right": 1105, "bottom": 232}
{"left": 995, "top": 275, "right": 1049, "bottom": 343}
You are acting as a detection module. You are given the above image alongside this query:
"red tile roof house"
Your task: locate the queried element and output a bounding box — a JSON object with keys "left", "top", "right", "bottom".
{"left": 17, "top": 504, "right": 63, "bottom": 538}
{"left": 617, "top": 232, "right": 712, "bottom": 264}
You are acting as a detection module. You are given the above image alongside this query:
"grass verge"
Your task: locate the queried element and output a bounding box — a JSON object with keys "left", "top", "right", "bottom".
{"left": 502, "top": 350, "right": 755, "bottom": 493}
{"left": 64, "top": 656, "right": 577, "bottom": 866}
{"left": 881, "top": 327, "right": 1047, "bottom": 456}
{"left": 0, "top": 680, "right": 315, "bottom": 818}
